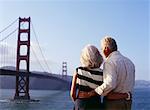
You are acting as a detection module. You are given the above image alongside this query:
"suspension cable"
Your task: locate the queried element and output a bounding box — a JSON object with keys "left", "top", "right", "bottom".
{"left": 0, "top": 27, "right": 18, "bottom": 42}
{"left": 31, "top": 46, "right": 46, "bottom": 72}
{"left": 31, "top": 21, "right": 52, "bottom": 73}
{"left": 0, "top": 18, "right": 18, "bottom": 34}
{"left": 21, "top": 23, "right": 46, "bottom": 72}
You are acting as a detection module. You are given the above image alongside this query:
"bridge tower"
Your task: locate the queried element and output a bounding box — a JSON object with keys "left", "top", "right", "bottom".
{"left": 14, "top": 17, "right": 31, "bottom": 100}
{"left": 62, "top": 62, "right": 67, "bottom": 78}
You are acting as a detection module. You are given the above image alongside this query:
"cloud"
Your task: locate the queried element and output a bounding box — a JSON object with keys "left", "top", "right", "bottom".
{"left": 0, "top": 42, "right": 10, "bottom": 55}
{"left": 0, "top": 41, "right": 59, "bottom": 73}
{"left": 0, "top": 42, "right": 16, "bottom": 56}
{"left": 0, "top": 42, "right": 16, "bottom": 66}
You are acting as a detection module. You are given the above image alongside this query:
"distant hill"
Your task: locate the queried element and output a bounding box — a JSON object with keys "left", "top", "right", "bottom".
{"left": 1, "top": 66, "right": 16, "bottom": 70}
{"left": 0, "top": 76, "right": 71, "bottom": 90}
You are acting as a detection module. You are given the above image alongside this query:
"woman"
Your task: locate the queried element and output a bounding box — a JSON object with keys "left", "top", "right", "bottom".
{"left": 70, "top": 44, "right": 104, "bottom": 110}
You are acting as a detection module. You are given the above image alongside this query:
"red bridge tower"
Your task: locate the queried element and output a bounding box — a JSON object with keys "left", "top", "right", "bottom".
{"left": 14, "top": 17, "right": 31, "bottom": 100}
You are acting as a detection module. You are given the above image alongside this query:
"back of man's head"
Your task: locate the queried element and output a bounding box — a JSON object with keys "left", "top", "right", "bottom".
{"left": 101, "top": 36, "right": 118, "bottom": 52}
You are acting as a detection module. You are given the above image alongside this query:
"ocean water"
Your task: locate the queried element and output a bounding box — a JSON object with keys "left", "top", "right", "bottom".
{"left": 0, "top": 88, "right": 150, "bottom": 110}
{"left": 132, "top": 88, "right": 150, "bottom": 110}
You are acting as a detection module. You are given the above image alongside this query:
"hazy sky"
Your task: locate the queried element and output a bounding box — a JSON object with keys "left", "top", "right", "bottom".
{"left": 0, "top": 0, "right": 149, "bottom": 80}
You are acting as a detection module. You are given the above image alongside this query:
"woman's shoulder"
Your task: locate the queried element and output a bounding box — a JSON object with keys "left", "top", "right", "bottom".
{"left": 76, "top": 66, "right": 102, "bottom": 71}
{"left": 76, "top": 67, "right": 103, "bottom": 76}
{"left": 89, "top": 68, "right": 103, "bottom": 72}
{"left": 88, "top": 68, "right": 103, "bottom": 76}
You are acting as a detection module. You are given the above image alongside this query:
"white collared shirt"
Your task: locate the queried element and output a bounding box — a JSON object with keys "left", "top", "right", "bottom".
{"left": 95, "top": 51, "right": 135, "bottom": 96}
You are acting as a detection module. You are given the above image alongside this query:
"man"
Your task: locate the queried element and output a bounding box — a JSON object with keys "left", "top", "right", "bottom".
{"left": 80, "top": 36, "right": 135, "bottom": 110}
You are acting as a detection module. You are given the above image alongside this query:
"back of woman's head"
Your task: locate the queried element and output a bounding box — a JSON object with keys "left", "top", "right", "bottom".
{"left": 80, "top": 44, "right": 103, "bottom": 68}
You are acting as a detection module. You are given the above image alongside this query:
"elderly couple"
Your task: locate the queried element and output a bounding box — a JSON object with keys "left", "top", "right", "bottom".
{"left": 70, "top": 36, "right": 135, "bottom": 110}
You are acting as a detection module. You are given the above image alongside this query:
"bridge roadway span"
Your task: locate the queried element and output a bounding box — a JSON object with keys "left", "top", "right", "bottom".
{"left": 0, "top": 69, "right": 68, "bottom": 82}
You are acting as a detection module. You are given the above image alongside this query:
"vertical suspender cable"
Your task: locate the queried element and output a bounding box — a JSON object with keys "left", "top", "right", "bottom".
{"left": 31, "top": 21, "right": 52, "bottom": 73}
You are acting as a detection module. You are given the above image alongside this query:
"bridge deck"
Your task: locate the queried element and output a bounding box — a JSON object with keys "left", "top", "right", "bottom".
{"left": 0, "top": 69, "right": 68, "bottom": 82}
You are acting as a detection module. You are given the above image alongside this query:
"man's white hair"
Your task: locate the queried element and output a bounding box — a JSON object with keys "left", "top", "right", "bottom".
{"left": 80, "top": 44, "right": 103, "bottom": 68}
{"left": 101, "top": 36, "right": 118, "bottom": 52}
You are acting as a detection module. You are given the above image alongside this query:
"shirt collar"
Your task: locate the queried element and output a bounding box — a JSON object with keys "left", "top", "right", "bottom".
{"left": 106, "top": 51, "right": 120, "bottom": 60}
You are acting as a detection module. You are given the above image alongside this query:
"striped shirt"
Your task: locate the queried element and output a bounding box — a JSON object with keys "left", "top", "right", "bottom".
{"left": 76, "top": 67, "right": 103, "bottom": 92}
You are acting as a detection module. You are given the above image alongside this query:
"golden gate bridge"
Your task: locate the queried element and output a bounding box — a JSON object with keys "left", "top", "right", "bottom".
{"left": 0, "top": 17, "right": 70, "bottom": 100}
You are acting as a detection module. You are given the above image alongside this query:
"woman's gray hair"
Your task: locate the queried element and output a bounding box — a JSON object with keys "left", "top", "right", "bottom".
{"left": 80, "top": 44, "right": 103, "bottom": 68}
{"left": 101, "top": 36, "right": 118, "bottom": 52}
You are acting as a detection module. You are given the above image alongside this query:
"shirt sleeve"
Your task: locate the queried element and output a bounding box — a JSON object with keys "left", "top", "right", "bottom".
{"left": 95, "top": 61, "right": 117, "bottom": 96}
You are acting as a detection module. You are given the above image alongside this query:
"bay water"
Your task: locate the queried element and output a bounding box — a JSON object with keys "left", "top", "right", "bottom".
{"left": 0, "top": 88, "right": 150, "bottom": 110}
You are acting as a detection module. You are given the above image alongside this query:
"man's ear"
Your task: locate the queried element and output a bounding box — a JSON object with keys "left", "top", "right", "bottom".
{"left": 104, "top": 47, "right": 110, "bottom": 57}
{"left": 105, "top": 47, "right": 110, "bottom": 52}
